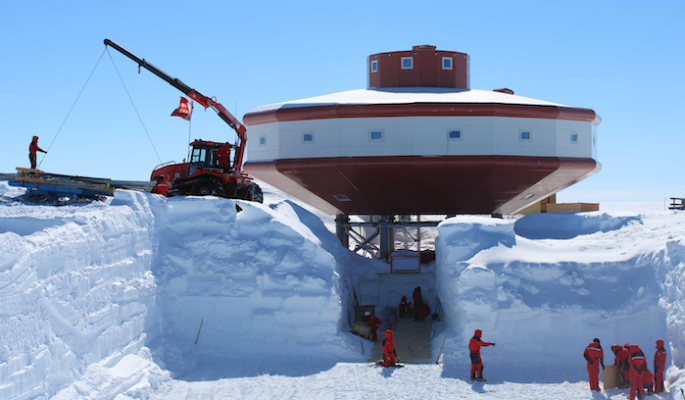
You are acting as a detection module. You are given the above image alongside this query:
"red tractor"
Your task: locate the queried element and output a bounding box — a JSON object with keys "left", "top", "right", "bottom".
{"left": 105, "top": 39, "right": 262, "bottom": 203}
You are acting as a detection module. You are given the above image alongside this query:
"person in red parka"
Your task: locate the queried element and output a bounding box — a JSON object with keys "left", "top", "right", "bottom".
{"left": 29, "top": 136, "right": 47, "bottom": 170}
{"left": 469, "top": 329, "right": 495, "bottom": 381}
{"left": 412, "top": 286, "right": 429, "bottom": 321}
{"left": 621, "top": 344, "right": 632, "bottom": 388}
{"left": 654, "top": 339, "right": 667, "bottom": 393}
{"left": 584, "top": 338, "right": 604, "bottom": 392}
{"left": 380, "top": 329, "right": 397, "bottom": 367}
{"left": 642, "top": 367, "right": 654, "bottom": 395}
{"left": 365, "top": 312, "right": 381, "bottom": 341}
{"left": 611, "top": 344, "right": 630, "bottom": 388}
{"left": 627, "top": 344, "right": 647, "bottom": 400}
{"left": 398, "top": 296, "right": 412, "bottom": 317}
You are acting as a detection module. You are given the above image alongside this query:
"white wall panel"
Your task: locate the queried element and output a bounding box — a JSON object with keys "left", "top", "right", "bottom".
{"left": 246, "top": 123, "right": 281, "bottom": 162}
{"left": 246, "top": 116, "right": 597, "bottom": 162}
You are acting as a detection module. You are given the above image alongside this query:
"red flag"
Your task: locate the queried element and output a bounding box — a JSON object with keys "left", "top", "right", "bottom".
{"left": 171, "top": 97, "right": 193, "bottom": 121}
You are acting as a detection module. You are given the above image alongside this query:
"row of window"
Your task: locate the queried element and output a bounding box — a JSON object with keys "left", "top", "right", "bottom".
{"left": 258, "top": 131, "right": 583, "bottom": 146}
{"left": 370, "top": 57, "right": 453, "bottom": 73}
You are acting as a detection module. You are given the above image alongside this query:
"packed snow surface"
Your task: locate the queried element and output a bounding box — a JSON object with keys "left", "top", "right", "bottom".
{"left": 1, "top": 181, "right": 685, "bottom": 399}
{"left": 247, "top": 87, "right": 575, "bottom": 114}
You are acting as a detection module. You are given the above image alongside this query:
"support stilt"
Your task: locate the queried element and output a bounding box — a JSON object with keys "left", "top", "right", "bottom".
{"left": 335, "top": 214, "right": 349, "bottom": 248}
{"left": 379, "top": 215, "right": 393, "bottom": 261}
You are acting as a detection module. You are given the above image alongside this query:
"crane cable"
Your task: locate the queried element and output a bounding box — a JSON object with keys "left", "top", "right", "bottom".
{"left": 105, "top": 47, "right": 163, "bottom": 165}
{"left": 38, "top": 48, "right": 107, "bottom": 169}
{"left": 39, "top": 47, "right": 164, "bottom": 168}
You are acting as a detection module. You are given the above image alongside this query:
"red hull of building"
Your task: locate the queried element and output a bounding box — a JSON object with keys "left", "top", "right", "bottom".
{"left": 245, "top": 156, "right": 600, "bottom": 216}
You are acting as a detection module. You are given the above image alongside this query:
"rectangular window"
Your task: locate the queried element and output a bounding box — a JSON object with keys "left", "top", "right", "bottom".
{"left": 442, "top": 57, "right": 453, "bottom": 70}
{"left": 371, "top": 60, "right": 378, "bottom": 73}
{"left": 401, "top": 57, "right": 413, "bottom": 70}
{"left": 448, "top": 130, "right": 462, "bottom": 140}
{"left": 570, "top": 133, "right": 578, "bottom": 144}
{"left": 520, "top": 131, "right": 531, "bottom": 141}
{"left": 369, "top": 130, "right": 384, "bottom": 141}
{"left": 302, "top": 132, "right": 314, "bottom": 143}
{"left": 259, "top": 136, "right": 267, "bottom": 146}
{"left": 191, "top": 148, "right": 207, "bottom": 163}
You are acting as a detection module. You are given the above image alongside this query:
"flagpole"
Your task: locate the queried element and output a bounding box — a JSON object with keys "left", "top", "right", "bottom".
{"left": 187, "top": 101, "right": 193, "bottom": 162}
{"left": 187, "top": 115, "right": 192, "bottom": 163}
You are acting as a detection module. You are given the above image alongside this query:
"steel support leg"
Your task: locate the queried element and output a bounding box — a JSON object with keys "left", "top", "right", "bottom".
{"left": 379, "top": 215, "right": 394, "bottom": 260}
{"left": 335, "top": 214, "right": 349, "bottom": 249}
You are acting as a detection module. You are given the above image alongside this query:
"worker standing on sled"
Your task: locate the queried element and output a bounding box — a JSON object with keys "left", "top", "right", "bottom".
{"left": 29, "top": 136, "right": 47, "bottom": 170}
{"left": 469, "top": 329, "right": 495, "bottom": 381}
{"left": 654, "top": 339, "right": 667, "bottom": 393}
{"left": 612, "top": 344, "right": 630, "bottom": 387}
{"left": 583, "top": 338, "right": 604, "bottom": 392}
{"left": 627, "top": 344, "right": 647, "bottom": 400}
{"left": 380, "top": 329, "right": 397, "bottom": 367}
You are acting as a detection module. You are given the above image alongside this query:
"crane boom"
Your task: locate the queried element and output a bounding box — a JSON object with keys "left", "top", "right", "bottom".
{"left": 103, "top": 39, "right": 247, "bottom": 173}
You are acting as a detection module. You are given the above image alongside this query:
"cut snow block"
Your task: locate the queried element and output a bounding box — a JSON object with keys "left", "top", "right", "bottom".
{"left": 351, "top": 321, "right": 372, "bottom": 339}
{"left": 603, "top": 365, "right": 620, "bottom": 390}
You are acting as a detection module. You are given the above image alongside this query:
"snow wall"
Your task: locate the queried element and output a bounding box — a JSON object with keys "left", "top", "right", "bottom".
{"left": 151, "top": 196, "right": 348, "bottom": 374}
{"left": 435, "top": 212, "right": 685, "bottom": 383}
{"left": 0, "top": 190, "right": 356, "bottom": 399}
{"left": 0, "top": 191, "right": 161, "bottom": 399}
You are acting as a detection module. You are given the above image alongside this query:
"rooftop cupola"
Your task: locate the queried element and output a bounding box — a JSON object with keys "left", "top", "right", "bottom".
{"left": 367, "top": 45, "right": 470, "bottom": 90}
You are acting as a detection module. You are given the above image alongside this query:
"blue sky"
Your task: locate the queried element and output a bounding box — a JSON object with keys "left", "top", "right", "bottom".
{"left": 1, "top": 1, "right": 683, "bottom": 204}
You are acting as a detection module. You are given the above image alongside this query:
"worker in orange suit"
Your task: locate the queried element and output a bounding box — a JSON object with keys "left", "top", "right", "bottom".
{"left": 654, "top": 339, "right": 667, "bottom": 393}
{"left": 29, "top": 135, "right": 47, "bottom": 170}
{"left": 365, "top": 312, "right": 381, "bottom": 341}
{"left": 583, "top": 338, "right": 604, "bottom": 392}
{"left": 469, "top": 329, "right": 495, "bottom": 381}
{"left": 380, "top": 329, "right": 397, "bottom": 367}
{"left": 611, "top": 344, "right": 630, "bottom": 387}
{"left": 627, "top": 344, "right": 647, "bottom": 400}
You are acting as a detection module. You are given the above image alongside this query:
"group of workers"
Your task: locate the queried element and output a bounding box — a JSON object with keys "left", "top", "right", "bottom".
{"left": 366, "top": 286, "right": 431, "bottom": 343}
{"left": 368, "top": 289, "right": 670, "bottom": 397}
{"left": 365, "top": 286, "right": 433, "bottom": 367}
{"left": 398, "top": 286, "right": 431, "bottom": 321}
{"left": 584, "top": 338, "right": 667, "bottom": 399}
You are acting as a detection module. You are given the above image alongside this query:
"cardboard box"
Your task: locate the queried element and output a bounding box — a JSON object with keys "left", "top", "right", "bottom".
{"left": 603, "top": 365, "right": 621, "bottom": 390}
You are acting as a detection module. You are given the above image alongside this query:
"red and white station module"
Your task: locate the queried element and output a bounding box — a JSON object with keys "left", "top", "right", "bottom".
{"left": 243, "top": 45, "right": 601, "bottom": 216}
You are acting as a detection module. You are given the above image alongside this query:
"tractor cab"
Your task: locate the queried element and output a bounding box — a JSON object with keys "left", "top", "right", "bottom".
{"left": 188, "top": 139, "right": 235, "bottom": 176}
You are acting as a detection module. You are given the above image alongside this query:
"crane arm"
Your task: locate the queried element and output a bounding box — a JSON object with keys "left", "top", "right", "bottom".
{"left": 103, "top": 39, "right": 247, "bottom": 167}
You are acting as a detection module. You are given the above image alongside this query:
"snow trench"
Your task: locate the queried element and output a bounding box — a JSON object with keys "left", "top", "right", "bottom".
{"left": 2, "top": 188, "right": 685, "bottom": 399}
